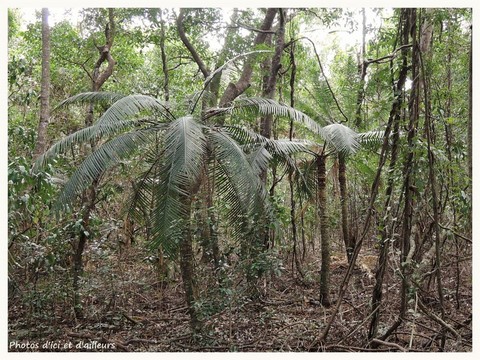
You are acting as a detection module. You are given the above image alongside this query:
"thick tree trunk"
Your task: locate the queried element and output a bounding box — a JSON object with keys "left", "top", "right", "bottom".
{"left": 33, "top": 8, "right": 50, "bottom": 159}
{"left": 317, "top": 154, "right": 330, "bottom": 306}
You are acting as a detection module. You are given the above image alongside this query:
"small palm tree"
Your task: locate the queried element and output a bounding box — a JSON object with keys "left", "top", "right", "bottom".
{"left": 36, "top": 87, "right": 327, "bottom": 330}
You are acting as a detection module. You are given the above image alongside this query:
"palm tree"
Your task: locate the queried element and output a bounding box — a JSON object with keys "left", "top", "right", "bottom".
{"left": 315, "top": 123, "right": 359, "bottom": 306}
{"left": 35, "top": 89, "right": 324, "bottom": 331}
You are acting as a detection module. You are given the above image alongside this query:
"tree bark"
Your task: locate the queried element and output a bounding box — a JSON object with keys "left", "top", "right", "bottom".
{"left": 33, "top": 8, "right": 50, "bottom": 159}
{"left": 288, "top": 41, "right": 303, "bottom": 279}
{"left": 338, "top": 154, "right": 354, "bottom": 262}
{"left": 419, "top": 10, "right": 446, "bottom": 349}
{"left": 317, "top": 154, "right": 330, "bottom": 306}
{"left": 159, "top": 10, "right": 169, "bottom": 102}
{"left": 468, "top": 24, "right": 472, "bottom": 183}
{"left": 354, "top": 8, "right": 367, "bottom": 129}
{"left": 179, "top": 195, "right": 201, "bottom": 331}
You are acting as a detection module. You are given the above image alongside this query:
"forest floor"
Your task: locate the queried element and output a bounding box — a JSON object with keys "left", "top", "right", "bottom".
{"left": 8, "top": 246, "right": 472, "bottom": 352}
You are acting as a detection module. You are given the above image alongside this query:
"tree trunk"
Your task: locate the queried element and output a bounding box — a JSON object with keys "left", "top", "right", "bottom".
{"left": 159, "top": 10, "right": 169, "bottom": 102}
{"left": 73, "top": 183, "right": 97, "bottom": 318}
{"left": 368, "top": 9, "right": 411, "bottom": 340}
{"left": 260, "top": 9, "right": 285, "bottom": 140}
{"left": 338, "top": 154, "right": 354, "bottom": 262}
{"left": 73, "top": 8, "right": 116, "bottom": 319}
{"left": 288, "top": 40, "right": 303, "bottom": 279}
{"left": 354, "top": 8, "right": 367, "bottom": 129}
{"left": 219, "top": 8, "right": 277, "bottom": 107}
{"left": 33, "top": 8, "right": 50, "bottom": 159}
{"left": 317, "top": 154, "right": 330, "bottom": 306}
{"left": 420, "top": 10, "right": 446, "bottom": 349}
{"left": 179, "top": 195, "right": 201, "bottom": 332}
{"left": 468, "top": 24, "right": 472, "bottom": 183}
{"left": 376, "top": 8, "right": 419, "bottom": 341}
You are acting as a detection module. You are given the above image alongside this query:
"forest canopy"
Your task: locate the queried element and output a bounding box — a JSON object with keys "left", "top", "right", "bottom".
{"left": 7, "top": 7, "right": 472, "bottom": 352}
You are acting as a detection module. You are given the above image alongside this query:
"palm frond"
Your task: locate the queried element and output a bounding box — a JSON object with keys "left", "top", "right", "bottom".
{"left": 207, "top": 128, "right": 267, "bottom": 229}
{"left": 246, "top": 145, "right": 272, "bottom": 176}
{"left": 231, "top": 97, "right": 325, "bottom": 135}
{"left": 55, "top": 91, "right": 126, "bottom": 109}
{"left": 55, "top": 129, "right": 155, "bottom": 211}
{"left": 149, "top": 116, "right": 207, "bottom": 256}
{"left": 96, "top": 94, "right": 175, "bottom": 126}
{"left": 322, "top": 123, "right": 359, "bottom": 155}
{"left": 223, "top": 125, "right": 316, "bottom": 156}
{"left": 356, "top": 129, "right": 386, "bottom": 147}
{"left": 34, "top": 119, "right": 158, "bottom": 170}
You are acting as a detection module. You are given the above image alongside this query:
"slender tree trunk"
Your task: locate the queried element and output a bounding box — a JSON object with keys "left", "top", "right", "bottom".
{"left": 33, "top": 8, "right": 50, "bottom": 159}
{"left": 73, "top": 9, "right": 116, "bottom": 319}
{"left": 354, "top": 8, "right": 367, "bottom": 129}
{"left": 73, "top": 182, "right": 97, "bottom": 317}
{"left": 376, "top": 8, "right": 419, "bottom": 340}
{"left": 179, "top": 195, "right": 201, "bottom": 332}
{"left": 287, "top": 40, "right": 303, "bottom": 279}
{"left": 257, "top": 9, "right": 285, "bottom": 250}
{"left": 209, "top": 8, "right": 239, "bottom": 106}
{"left": 368, "top": 10, "right": 411, "bottom": 340}
{"left": 338, "top": 154, "right": 354, "bottom": 262}
{"left": 317, "top": 154, "right": 330, "bottom": 306}
{"left": 159, "top": 10, "right": 169, "bottom": 102}
{"left": 419, "top": 11, "right": 446, "bottom": 349}
{"left": 260, "top": 9, "right": 285, "bottom": 140}
{"left": 468, "top": 24, "right": 472, "bottom": 183}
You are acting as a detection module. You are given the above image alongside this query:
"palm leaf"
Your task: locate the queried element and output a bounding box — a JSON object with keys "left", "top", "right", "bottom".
{"left": 149, "top": 116, "right": 207, "bottom": 256}
{"left": 356, "top": 129, "right": 387, "bottom": 147}
{"left": 96, "top": 94, "right": 175, "bottom": 126}
{"left": 322, "top": 123, "right": 359, "bottom": 155}
{"left": 231, "top": 97, "right": 325, "bottom": 136}
{"left": 55, "top": 91, "right": 126, "bottom": 109}
{"left": 55, "top": 129, "right": 155, "bottom": 211}
{"left": 34, "top": 119, "right": 161, "bottom": 170}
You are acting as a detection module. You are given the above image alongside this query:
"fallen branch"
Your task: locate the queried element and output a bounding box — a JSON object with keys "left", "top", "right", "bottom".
{"left": 417, "top": 299, "right": 462, "bottom": 341}
{"left": 371, "top": 338, "right": 408, "bottom": 352}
